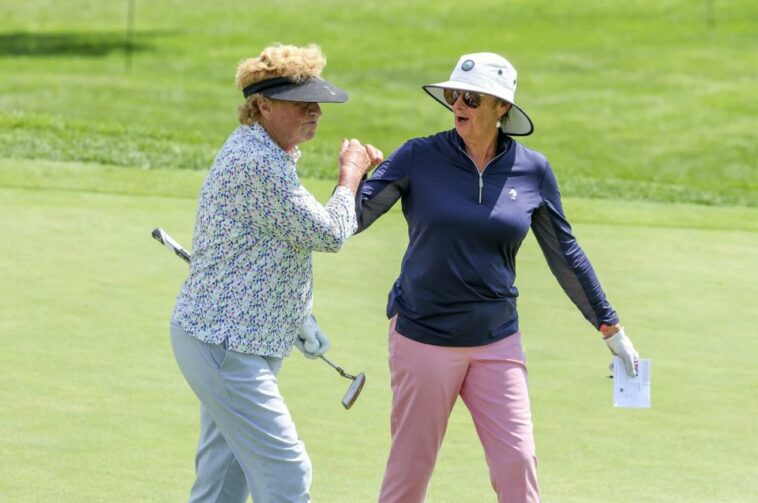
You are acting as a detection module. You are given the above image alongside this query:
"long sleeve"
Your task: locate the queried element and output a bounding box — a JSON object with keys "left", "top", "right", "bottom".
{"left": 356, "top": 142, "right": 413, "bottom": 233}
{"left": 530, "top": 160, "right": 618, "bottom": 328}
{"left": 234, "top": 157, "right": 356, "bottom": 253}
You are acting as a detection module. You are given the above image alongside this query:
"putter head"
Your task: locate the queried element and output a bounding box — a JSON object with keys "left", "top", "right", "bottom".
{"left": 341, "top": 372, "right": 365, "bottom": 409}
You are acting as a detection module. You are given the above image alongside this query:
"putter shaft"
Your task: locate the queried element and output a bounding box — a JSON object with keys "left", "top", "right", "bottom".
{"left": 320, "top": 355, "right": 357, "bottom": 380}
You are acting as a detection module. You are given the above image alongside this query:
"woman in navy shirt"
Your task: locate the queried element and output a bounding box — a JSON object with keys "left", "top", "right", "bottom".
{"left": 357, "top": 52, "right": 640, "bottom": 503}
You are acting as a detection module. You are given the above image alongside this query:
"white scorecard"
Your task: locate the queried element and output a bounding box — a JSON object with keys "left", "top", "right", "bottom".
{"left": 612, "top": 356, "right": 651, "bottom": 408}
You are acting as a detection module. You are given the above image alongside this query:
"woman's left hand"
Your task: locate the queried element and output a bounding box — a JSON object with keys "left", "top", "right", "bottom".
{"left": 604, "top": 327, "right": 639, "bottom": 377}
{"left": 295, "top": 315, "right": 331, "bottom": 359}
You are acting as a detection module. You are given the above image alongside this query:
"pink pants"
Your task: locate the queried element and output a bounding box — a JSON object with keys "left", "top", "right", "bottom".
{"left": 378, "top": 317, "right": 540, "bottom": 503}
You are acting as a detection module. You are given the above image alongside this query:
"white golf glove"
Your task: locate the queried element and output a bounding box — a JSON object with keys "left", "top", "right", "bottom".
{"left": 605, "top": 327, "right": 639, "bottom": 377}
{"left": 295, "top": 315, "right": 331, "bottom": 359}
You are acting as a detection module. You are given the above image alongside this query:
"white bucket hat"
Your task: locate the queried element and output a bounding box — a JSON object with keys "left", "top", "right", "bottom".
{"left": 423, "top": 52, "right": 534, "bottom": 136}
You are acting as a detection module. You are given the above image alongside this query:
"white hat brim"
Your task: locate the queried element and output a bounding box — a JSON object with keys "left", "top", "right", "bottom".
{"left": 423, "top": 82, "right": 534, "bottom": 136}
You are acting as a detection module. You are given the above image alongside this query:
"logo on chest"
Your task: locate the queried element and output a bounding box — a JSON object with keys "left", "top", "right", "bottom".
{"left": 508, "top": 188, "right": 518, "bottom": 200}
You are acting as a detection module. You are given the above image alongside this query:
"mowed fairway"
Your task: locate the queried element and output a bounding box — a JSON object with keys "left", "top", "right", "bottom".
{"left": 1, "top": 162, "right": 756, "bottom": 502}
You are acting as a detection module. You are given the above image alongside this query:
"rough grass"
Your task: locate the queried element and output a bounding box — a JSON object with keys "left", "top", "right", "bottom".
{"left": 0, "top": 0, "right": 756, "bottom": 205}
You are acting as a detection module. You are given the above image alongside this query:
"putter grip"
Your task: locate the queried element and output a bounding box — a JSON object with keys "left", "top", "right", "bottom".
{"left": 152, "top": 227, "right": 191, "bottom": 264}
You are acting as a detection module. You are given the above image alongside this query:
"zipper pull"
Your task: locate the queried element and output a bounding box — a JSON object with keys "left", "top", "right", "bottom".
{"left": 478, "top": 173, "right": 483, "bottom": 204}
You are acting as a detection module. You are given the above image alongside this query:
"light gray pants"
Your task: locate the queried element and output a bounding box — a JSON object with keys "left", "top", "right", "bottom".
{"left": 170, "top": 322, "right": 311, "bottom": 503}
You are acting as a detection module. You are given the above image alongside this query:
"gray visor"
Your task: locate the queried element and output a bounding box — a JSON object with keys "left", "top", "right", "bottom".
{"left": 243, "top": 76, "right": 348, "bottom": 103}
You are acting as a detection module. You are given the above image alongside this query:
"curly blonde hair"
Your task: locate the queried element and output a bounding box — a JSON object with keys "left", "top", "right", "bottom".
{"left": 235, "top": 44, "right": 326, "bottom": 125}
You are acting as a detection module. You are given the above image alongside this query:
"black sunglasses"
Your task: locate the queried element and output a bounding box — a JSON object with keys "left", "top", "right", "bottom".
{"left": 443, "top": 89, "right": 484, "bottom": 108}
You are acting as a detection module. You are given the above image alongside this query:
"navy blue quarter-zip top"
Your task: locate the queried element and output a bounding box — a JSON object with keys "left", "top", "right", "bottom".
{"left": 356, "top": 129, "right": 618, "bottom": 347}
{"left": 453, "top": 136, "right": 508, "bottom": 204}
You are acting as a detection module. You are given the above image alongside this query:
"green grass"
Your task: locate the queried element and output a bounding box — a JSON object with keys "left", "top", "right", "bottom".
{"left": 2, "top": 1, "right": 757, "bottom": 501}
{"left": 1, "top": 160, "right": 757, "bottom": 502}
{"left": 1, "top": 0, "right": 756, "bottom": 205}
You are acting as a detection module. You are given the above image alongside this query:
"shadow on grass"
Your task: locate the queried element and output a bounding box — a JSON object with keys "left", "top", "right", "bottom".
{"left": 0, "top": 31, "right": 170, "bottom": 57}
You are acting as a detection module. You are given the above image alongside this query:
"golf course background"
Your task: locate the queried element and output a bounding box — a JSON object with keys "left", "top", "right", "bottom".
{"left": 1, "top": 1, "right": 756, "bottom": 501}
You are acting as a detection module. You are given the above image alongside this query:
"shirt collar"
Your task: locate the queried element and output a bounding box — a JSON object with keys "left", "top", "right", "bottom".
{"left": 249, "top": 123, "right": 302, "bottom": 163}
{"left": 453, "top": 129, "right": 510, "bottom": 156}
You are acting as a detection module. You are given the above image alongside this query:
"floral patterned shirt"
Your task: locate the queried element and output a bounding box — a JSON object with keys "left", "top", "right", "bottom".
{"left": 172, "top": 124, "right": 357, "bottom": 357}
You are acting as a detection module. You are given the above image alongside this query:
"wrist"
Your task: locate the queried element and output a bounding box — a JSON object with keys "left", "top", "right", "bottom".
{"left": 338, "top": 170, "right": 363, "bottom": 193}
{"left": 600, "top": 323, "right": 622, "bottom": 339}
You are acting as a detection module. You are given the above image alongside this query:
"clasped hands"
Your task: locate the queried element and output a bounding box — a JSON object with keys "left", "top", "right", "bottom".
{"left": 338, "top": 139, "right": 383, "bottom": 190}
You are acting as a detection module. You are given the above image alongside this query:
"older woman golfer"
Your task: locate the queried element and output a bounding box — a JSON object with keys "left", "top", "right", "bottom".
{"left": 169, "top": 44, "right": 382, "bottom": 503}
{"left": 357, "top": 52, "right": 640, "bottom": 502}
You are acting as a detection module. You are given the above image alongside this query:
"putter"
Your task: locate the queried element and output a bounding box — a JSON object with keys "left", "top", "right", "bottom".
{"left": 319, "top": 355, "right": 366, "bottom": 409}
{"left": 151, "top": 227, "right": 366, "bottom": 409}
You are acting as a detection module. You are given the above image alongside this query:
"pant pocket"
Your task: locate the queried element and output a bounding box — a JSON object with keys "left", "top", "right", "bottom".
{"left": 206, "top": 341, "right": 230, "bottom": 371}
{"left": 172, "top": 323, "right": 229, "bottom": 372}
{"left": 387, "top": 316, "right": 399, "bottom": 373}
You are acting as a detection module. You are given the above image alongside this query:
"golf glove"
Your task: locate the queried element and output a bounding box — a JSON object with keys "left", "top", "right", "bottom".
{"left": 295, "top": 315, "right": 331, "bottom": 359}
{"left": 605, "top": 327, "right": 639, "bottom": 377}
